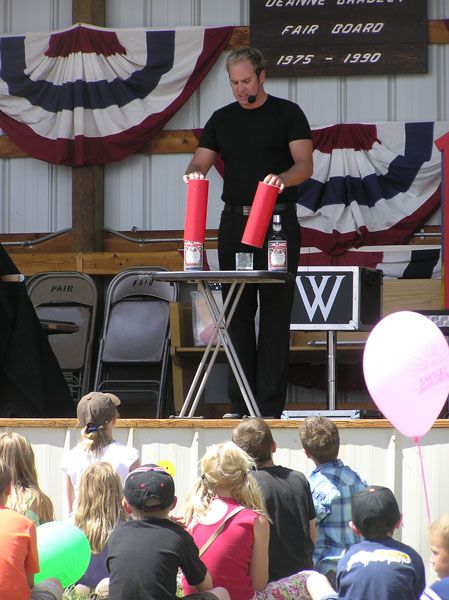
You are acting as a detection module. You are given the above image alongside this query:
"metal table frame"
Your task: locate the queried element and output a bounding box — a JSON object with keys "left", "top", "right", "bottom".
{"left": 148, "top": 270, "right": 292, "bottom": 418}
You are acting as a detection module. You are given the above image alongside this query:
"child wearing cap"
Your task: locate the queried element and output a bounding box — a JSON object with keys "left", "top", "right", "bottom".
{"left": 104, "top": 465, "right": 229, "bottom": 600}
{"left": 61, "top": 391, "right": 140, "bottom": 514}
{"left": 338, "top": 485, "right": 425, "bottom": 599}
{"left": 420, "top": 514, "right": 449, "bottom": 600}
{"left": 298, "top": 416, "right": 367, "bottom": 585}
{"left": 304, "top": 486, "right": 426, "bottom": 600}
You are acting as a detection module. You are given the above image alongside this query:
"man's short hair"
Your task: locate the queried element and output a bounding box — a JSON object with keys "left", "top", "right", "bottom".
{"left": 352, "top": 486, "right": 401, "bottom": 539}
{"left": 226, "top": 46, "right": 265, "bottom": 76}
{"left": 0, "top": 459, "right": 12, "bottom": 495}
{"left": 232, "top": 417, "right": 274, "bottom": 465}
{"left": 298, "top": 416, "right": 340, "bottom": 463}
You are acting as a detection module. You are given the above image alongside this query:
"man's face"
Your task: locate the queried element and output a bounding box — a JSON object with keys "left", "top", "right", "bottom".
{"left": 228, "top": 59, "right": 262, "bottom": 106}
{"left": 430, "top": 533, "right": 449, "bottom": 579}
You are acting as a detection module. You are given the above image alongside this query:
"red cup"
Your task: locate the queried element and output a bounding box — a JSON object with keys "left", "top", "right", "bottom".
{"left": 241, "top": 181, "right": 280, "bottom": 248}
{"left": 184, "top": 179, "right": 209, "bottom": 243}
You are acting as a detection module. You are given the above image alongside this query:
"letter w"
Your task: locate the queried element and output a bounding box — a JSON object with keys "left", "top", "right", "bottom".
{"left": 297, "top": 275, "right": 346, "bottom": 321}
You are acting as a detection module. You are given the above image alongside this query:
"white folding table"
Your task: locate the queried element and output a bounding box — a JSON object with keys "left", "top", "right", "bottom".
{"left": 148, "top": 270, "right": 292, "bottom": 418}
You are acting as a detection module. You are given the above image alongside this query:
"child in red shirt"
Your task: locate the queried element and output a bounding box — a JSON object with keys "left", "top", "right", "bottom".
{"left": 0, "top": 459, "right": 62, "bottom": 600}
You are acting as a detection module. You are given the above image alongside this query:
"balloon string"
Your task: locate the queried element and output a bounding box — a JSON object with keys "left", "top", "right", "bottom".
{"left": 414, "top": 436, "right": 431, "bottom": 523}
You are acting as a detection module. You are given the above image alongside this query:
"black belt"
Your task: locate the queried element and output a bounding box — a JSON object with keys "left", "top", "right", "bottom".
{"left": 223, "top": 202, "right": 296, "bottom": 216}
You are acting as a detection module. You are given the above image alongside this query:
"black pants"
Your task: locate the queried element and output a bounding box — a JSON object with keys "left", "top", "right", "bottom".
{"left": 218, "top": 207, "right": 300, "bottom": 417}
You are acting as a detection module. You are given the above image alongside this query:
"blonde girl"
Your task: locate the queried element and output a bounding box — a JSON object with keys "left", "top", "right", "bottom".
{"left": 181, "top": 441, "right": 310, "bottom": 600}
{"left": 73, "top": 462, "right": 126, "bottom": 595}
{"left": 0, "top": 431, "right": 54, "bottom": 526}
{"left": 61, "top": 391, "right": 139, "bottom": 513}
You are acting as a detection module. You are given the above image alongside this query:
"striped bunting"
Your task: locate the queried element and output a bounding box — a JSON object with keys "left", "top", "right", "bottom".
{"left": 297, "top": 121, "right": 449, "bottom": 253}
{"left": 0, "top": 23, "right": 233, "bottom": 165}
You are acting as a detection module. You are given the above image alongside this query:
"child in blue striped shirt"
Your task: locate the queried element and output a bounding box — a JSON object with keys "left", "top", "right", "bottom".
{"left": 299, "top": 416, "right": 367, "bottom": 586}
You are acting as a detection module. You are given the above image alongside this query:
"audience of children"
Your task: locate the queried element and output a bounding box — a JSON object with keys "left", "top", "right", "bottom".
{"left": 72, "top": 462, "right": 127, "bottom": 598}
{"left": 305, "top": 485, "right": 426, "bottom": 600}
{"left": 0, "top": 459, "right": 63, "bottom": 600}
{"left": 105, "top": 464, "right": 229, "bottom": 600}
{"left": 60, "top": 391, "right": 139, "bottom": 514}
{"left": 3, "top": 416, "right": 449, "bottom": 600}
{"left": 181, "top": 441, "right": 310, "bottom": 600}
{"left": 299, "top": 416, "right": 367, "bottom": 585}
{"left": 420, "top": 513, "right": 449, "bottom": 600}
{"left": 0, "top": 431, "right": 54, "bottom": 526}
{"left": 232, "top": 417, "right": 316, "bottom": 581}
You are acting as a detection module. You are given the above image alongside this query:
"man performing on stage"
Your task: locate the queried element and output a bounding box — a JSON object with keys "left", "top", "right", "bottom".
{"left": 183, "top": 46, "right": 313, "bottom": 418}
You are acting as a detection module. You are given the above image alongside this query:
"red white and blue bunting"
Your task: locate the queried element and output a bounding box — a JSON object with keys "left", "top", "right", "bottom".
{"left": 298, "top": 122, "right": 449, "bottom": 254}
{"left": 0, "top": 23, "right": 233, "bottom": 165}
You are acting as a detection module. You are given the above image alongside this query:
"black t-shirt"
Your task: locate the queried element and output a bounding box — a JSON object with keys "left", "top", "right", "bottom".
{"left": 253, "top": 465, "right": 316, "bottom": 581}
{"left": 198, "top": 95, "right": 311, "bottom": 205}
{"left": 107, "top": 518, "right": 207, "bottom": 600}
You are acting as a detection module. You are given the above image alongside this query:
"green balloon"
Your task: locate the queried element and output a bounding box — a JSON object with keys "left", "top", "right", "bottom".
{"left": 35, "top": 521, "right": 91, "bottom": 589}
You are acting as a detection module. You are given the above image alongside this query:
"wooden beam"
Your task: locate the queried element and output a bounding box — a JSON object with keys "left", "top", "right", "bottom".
{"left": 428, "top": 19, "right": 449, "bottom": 44}
{"left": 72, "top": 165, "right": 105, "bottom": 251}
{"left": 9, "top": 251, "right": 185, "bottom": 275}
{"left": 72, "top": 0, "right": 105, "bottom": 25}
{"left": 228, "top": 26, "right": 250, "bottom": 48}
{"left": 71, "top": 1, "right": 106, "bottom": 252}
{"left": 0, "top": 137, "right": 27, "bottom": 157}
{"left": 143, "top": 130, "right": 199, "bottom": 154}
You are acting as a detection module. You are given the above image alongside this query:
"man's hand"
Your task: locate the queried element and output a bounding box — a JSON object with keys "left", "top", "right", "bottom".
{"left": 183, "top": 171, "right": 205, "bottom": 183}
{"left": 263, "top": 173, "right": 285, "bottom": 192}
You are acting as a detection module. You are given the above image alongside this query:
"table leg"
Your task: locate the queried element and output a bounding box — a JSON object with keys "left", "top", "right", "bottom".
{"left": 177, "top": 281, "right": 261, "bottom": 418}
{"left": 202, "top": 282, "right": 261, "bottom": 417}
{"left": 327, "top": 330, "right": 337, "bottom": 410}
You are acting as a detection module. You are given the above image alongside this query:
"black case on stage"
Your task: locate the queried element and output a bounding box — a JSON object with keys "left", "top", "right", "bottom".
{"left": 290, "top": 266, "right": 383, "bottom": 331}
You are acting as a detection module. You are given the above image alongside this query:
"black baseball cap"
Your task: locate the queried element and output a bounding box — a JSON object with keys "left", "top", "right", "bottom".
{"left": 352, "top": 486, "right": 401, "bottom": 533}
{"left": 124, "top": 464, "right": 175, "bottom": 511}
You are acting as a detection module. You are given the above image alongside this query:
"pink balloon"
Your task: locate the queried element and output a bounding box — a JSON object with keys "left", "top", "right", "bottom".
{"left": 363, "top": 311, "right": 449, "bottom": 439}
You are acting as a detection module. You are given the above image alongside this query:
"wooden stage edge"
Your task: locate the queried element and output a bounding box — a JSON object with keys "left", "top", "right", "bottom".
{"left": 1, "top": 418, "right": 449, "bottom": 430}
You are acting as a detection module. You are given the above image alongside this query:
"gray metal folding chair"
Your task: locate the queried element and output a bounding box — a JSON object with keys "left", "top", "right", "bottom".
{"left": 26, "top": 271, "right": 98, "bottom": 402}
{"left": 93, "top": 267, "right": 178, "bottom": 417}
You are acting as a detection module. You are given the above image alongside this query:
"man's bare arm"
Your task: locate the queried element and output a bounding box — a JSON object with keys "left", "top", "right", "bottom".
{"left": 183, "top": 147, "right": 218, "bottom": 182}
{"left": 264, "top": 139, "right": 313, "bottom": 191}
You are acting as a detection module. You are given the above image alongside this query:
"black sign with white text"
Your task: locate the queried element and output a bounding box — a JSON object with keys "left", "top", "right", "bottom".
{"left": 250, "top": 0, "right": 427, "bottom": 76}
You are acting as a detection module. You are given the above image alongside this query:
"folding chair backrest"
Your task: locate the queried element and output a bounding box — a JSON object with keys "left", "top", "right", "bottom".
{"left": 26, "top": 272, "right": 98, "bottom": 393}
{"left": 27, "top": 273, "right": 97, "bottom": 307}
{"left": 101, "top": 268, "right": 177, "bottom": 365}
{"left": 107, "top": 269, "right": 177, "bottom": 306}
{"left": 94, "top": 268, "right": 178, "bottom": 415}
{"left": 102, "top": 298, "right": 169, "bottom": 363}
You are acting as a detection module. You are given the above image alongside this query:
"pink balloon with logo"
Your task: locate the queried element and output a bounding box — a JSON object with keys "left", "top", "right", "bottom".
{"left": 363, "top": 311, "right": 449, "bottom": 439}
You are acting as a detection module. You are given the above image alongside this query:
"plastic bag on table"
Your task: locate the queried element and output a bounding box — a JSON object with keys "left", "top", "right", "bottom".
{"left": 190, "top": 287, "right": 222, "bottom": 347}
